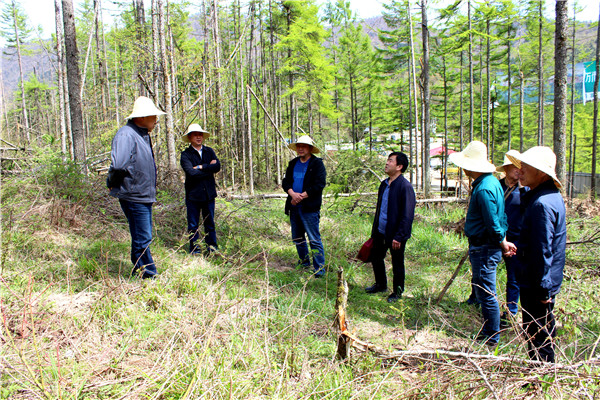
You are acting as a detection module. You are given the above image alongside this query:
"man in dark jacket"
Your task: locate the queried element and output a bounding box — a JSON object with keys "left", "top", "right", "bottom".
{"left": 107, "top": 96, "right": 166, "bottom": 279}
{"left": 282, "top": 135, "right": 327, "bottom": 277}
{"left": 496, "top": 150, "right": 528, "bottom": 324}
{"left": 365, "top": 152, "right": 416, "bottom": 303}
{"left": 180, "top": 124, "right": 221, "bottom": 254}
{"left": 507, "top": 147, "right": 566, "bottom": 363}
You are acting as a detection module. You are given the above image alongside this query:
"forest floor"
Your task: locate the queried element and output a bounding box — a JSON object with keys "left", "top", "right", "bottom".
{"left": 2, "top": 163, "right": 600, "bottom": 399}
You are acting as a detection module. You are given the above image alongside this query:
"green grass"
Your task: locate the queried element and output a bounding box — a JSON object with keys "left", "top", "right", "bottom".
{"left": 2, "top": 170, "right": 600, "bottom": 398}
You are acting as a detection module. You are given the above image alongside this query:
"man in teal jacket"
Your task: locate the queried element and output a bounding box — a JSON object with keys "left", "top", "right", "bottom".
{"left": 449, "top": 141, "right": 516, "bottom": 345}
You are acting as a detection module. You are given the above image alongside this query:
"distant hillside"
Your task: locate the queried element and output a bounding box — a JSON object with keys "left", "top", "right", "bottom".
{"left": 1, "top": 43, "right": 57, "bottom": 100}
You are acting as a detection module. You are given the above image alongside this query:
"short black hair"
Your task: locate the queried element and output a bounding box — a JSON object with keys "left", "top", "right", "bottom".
{"left": 389, "top": 152, "right": 409, "bottom": 173}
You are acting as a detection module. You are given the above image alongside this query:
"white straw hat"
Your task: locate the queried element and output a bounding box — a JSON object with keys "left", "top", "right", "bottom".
{"left": 506, "top": 146, "right": 562, "bottom": 188}
{"left": 496, "top": 149, "right": 521, "bottom": 173}
{"left": 448, "top": 141, "right": 496, "bottom": 173}
{"left": 125, "top": 96, "right": 166, "bottom": 120}
{"left": 182, "top": 123, "right": 210, "bottom": 142}
{"left": 288, "top": 135, "right": 320, "bottom": 154}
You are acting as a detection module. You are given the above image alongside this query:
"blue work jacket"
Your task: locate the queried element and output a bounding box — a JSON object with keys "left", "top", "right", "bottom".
{"left": 107, "top": 121, "right": 157, "bottom": 203}
{"left": 516, "top": 179, "right": 567, "bottom": 299}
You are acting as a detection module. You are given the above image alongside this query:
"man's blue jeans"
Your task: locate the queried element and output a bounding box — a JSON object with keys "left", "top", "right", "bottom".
{"left": 119, "top": 199, "right": 157, "bottom": 277}
{"left": 504, "top": 255, "right": 521, "bottom": 315}
{"left": 469, "top": 244, "right": 502, "bottom": 343}
{"left": 289, "top": 207, "right": 325, "bottom": 276}
{"left": 186, "top": 199, "right": 217, "bottom": 251}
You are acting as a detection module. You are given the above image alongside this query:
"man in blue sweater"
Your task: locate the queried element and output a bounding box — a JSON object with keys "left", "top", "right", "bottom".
{"left": 107, "top": 96, "right": 166, "bottom": 279}
{"left": 507, "top": 147, "right": 566, "bottom": 363}
{"left": 282, "top": 136, "right": 327, "bottom": 277}
{"left": 365, "top": 152, "right": 416, "bottom": 303}
{"left": 180, "top": 124, "right": 221, "bottom": 255}
{"left": 449, "top": 141, "right": 516, "bottom": 345}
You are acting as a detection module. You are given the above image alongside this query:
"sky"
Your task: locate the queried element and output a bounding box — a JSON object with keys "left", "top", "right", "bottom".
{"left": 3, "top": 0, "right": 600, "bottom": 48}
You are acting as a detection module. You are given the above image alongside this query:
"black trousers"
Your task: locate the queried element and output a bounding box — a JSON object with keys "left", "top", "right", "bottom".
{"left": 521, "top": 291, "right": 556, "bottom": 363}
{"left": 371, "top": 231, "right": 407, "bottom": 294}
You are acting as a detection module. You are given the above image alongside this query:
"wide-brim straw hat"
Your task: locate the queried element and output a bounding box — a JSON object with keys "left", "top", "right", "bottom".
{"left": 125, "top": 96, "right": 166, "bottom": 120}
{"left": 288, "top": 135, "right": 320, "bottom": 154}
{"left": 448, "top": 141, "right": 496, "bottom": 173}
{"left": 496, "top": 149, "right": 521, "bottom": 173}
{"left": 182, "top": 123, "right": 210, "bottom": 142}
{"left": 506, "top": 146, "right": 562, "bottom": 188}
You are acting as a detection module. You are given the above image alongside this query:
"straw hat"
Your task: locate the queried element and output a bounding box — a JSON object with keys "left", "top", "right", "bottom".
{"left": 182, "top": 123, "right": 210, "bottom": 142}
{"left": 288, "top": 135, "right": 320, "bottom": 154}
{"left": 125, "top": 96, "right": 166, "bottom": 120}
{"left": 448, "top": 141, "right": 496, "bottom": 173}
{"left": 506, "top": 146, "right": 562, "bottom": 188}
{"left": 496, "top": 149, "right": 521, "bottom": 173}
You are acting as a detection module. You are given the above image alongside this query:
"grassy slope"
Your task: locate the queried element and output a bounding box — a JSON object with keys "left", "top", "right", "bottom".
{"left": 1, "top": 169, "right": 600, "bottom": 399}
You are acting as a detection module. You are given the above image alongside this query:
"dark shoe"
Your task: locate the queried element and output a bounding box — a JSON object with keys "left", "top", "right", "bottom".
{"left": 365, "top": 284, "right": 387, "bottom": 294}
{"left": 313, "top": 267, "right": 325, "bottom": 277}
{"left": 500, "top": 312, "right": 509, "bottom": 329}
{"left": 476, "top": 334, "right": 499, "bottom": 347}
{"left": 465, "top": 294, "right": 480, "bottom": 306}
{"left": 387, "top": 293, "right": 402, "bottom": 303}
{"left": 295, "top": 262, "right": 311, "bottom": 270}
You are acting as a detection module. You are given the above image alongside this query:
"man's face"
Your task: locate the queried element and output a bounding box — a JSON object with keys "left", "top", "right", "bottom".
{"left": 136, "top": 115, "right": 158, "bottom": 132}
{"left": 384, "top": 155, "right": 402, "bottom": 176}
{"left": 295, "top": 143, "right": 312, "bottom": 158}
{"left": 188, "top": 132, "right": 205, "bottom": 147}
{"left": 504, "top": 164, "right": 521, "bottom": 185}
{"left": 519, "top": 162, "right": 546, "bottom": 189}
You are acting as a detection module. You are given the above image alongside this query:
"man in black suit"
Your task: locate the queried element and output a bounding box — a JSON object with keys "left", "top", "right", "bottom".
{"left": 365, "top": 152, "right": 416, "bottom": 302}
{"left": 180, "top": 124, "right": 221, "bottom": 254}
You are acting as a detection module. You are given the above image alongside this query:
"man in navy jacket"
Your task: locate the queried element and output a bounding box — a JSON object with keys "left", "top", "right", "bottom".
{"left": 365, "top": 152, "right": 416, "bottom": 302}
{"left": 507, "top": 147, "right": 566, "bottom": 363}
{"left": 107, "top": 96, "right": 165, "bottom": 279}
{"left": 180, "top": 124, "right": 221, "bottom": 254}
{"left": 282, "top": 135, "right": 327, "bottom": 277}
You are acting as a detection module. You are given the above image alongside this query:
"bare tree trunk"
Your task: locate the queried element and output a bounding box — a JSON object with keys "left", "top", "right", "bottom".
{"left": 519, "top": 70, "right": 524, "bottom": 152}
{"left": 134, "top": 0, "right": 146, "bottom": 96}
{"left": 407, "top": 1, "right": 420, "bottom": 189}
{"left": 421, "top": 0, "right": 431, "bottom": 197}
{"left": 507, "top": 23, "right": 512, "bottom": 150}
{"left": 468, "top": 0, "right": 474, "bottom": 141}
{"left": 54, "top": 0, "right": 67, "bottom": 155}
{"left": 538, "top": 0, "right": 544, "bottom": 145}
{"left": 62, "top": 0, "right": 87, "bottom": 174}
{"left": 553, "top": 0, "right": 568, "bottom": 187}
{"left": 158, "top": 0, "right": 176, "bottom": 171}
{"left": 247, "top": 87, "right": 254, "bottom": 194}
{"left": 94, "top": 0, "right": 107, "bottom": 117}
{"left": 486, "top": 17, "right": 491, "bottom": 159}
{"left": 12, "top": 2, "right": 30, "bottom": 143}
{"left": 568, "top": 4, "right": 577, "bottom": 199}
{"left": 592, "top": 5, "right": 600, "bottom": 201}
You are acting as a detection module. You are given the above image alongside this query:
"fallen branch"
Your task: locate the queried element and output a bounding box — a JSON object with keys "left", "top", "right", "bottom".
{"left": 436, "top": 249, "right": 470, "bottom": 305}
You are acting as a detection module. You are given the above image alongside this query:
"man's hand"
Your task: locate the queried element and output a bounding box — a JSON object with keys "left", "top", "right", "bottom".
{"left": 500, "top": 238, "right": 517, "bottom": 257}
{"left": 541, "top": 298, "right": 553, "bottom": 304}
{"left": 288, "top": 189, "right": 303, "bottom": 206}
{"left": 391, "top": 239, "right": 402, "bottom": 250}
{"left": 210, "top": 159, "right": 217, "bottom": 165}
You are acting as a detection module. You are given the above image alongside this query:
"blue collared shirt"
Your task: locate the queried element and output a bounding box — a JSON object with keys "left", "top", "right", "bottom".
{"left": 377, "top": 179, "right": 390, "bottom": 234}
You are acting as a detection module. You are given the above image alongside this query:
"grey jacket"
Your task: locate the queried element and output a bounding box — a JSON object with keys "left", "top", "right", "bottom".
{"left": 107, "top": 121, "right": 157, "bottom": 203}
